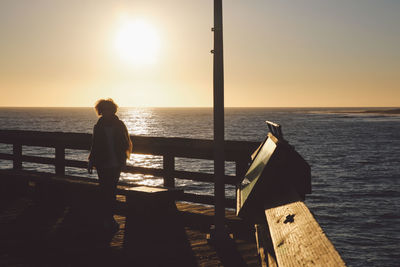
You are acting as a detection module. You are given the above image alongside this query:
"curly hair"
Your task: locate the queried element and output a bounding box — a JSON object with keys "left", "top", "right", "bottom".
{"left": 94, "top": 98, "right": 118, "bottom": 116}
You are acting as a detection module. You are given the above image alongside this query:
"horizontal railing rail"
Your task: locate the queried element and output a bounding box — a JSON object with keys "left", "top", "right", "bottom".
{"left": 256, "top": 190, "right": 346, "bottom": 266}
{"left": 0, "top": 130, "right": 259, "bottom": 208}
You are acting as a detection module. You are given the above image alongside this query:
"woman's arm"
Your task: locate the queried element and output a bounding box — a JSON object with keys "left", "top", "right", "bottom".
{"left": 88, "top": 124, "right": 97, "bottom": 173}
{"left": 119, "top": 121, "right": 132, "bottom": 160}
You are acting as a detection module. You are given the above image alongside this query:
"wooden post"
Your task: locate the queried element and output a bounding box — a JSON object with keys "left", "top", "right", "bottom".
{"left": 254, "top": 223, "right": 278, "bottom": 267}
{"left": 213, "top": 0, "right": 226, "bottom": 239}
{"left": 13, "top": 143, "right": 22, "bottom": 171}
{"left": 55, "top": 145, "right": 65, "bottom": 176}
{"left": 163, "top": 154, "right": 175, "bottom": 187}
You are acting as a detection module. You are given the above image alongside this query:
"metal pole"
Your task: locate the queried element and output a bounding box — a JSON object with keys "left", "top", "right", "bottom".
{"left": 213, "top": 0, "right": 225, "bottom": 238}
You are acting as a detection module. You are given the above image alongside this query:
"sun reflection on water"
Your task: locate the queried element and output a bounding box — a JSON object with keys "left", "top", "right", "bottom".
{"left": 119, "top": 108, "right": 165, "bottom": 186}
{"left": 119, "top": 107, "right": 154, "bottom": 136}
{"left": 122, "top": 152, "right": 163, "bottom": 186}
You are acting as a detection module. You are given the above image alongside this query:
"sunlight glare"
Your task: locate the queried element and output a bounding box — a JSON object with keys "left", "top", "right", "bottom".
{"left": 114, "top": 19, "right": 160, "bottom": 65}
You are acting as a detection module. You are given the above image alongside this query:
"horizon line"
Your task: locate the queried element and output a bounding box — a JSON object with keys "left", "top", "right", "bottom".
{"left": 0, "top": 106, "right": 399, "bottom": 109}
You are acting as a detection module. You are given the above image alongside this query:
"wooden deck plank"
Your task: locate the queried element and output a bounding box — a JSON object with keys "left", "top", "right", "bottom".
{"left": 0, "top": 197, "right": 258, "bottom": 267}
{"left": 265, "top": 200, "right": 345, "bottom": 266}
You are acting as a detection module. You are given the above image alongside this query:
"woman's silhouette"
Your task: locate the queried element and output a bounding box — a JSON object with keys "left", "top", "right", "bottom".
{"left": 88, "top": 98, "right": 132, "bottom": 232}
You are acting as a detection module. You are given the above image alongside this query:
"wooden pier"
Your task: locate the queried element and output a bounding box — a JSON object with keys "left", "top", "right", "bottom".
{"left": 0, "top": 130, "right": 345, "bottom": 266}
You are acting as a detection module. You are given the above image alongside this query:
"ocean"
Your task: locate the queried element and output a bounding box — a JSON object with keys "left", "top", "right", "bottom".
{"left": 0, "top": 107, "right": 399, "bottom": 266}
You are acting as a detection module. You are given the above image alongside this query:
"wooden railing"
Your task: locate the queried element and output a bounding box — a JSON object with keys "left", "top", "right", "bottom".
{"left": 0, "top": 130, "right": 259, "bottom": 208}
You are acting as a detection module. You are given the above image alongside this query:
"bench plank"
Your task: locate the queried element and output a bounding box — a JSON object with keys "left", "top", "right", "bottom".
{"left": 265, "top": 200, "right": 345, "bottom": 266}
{"left": 0, "top": 169, "right": 182, "bottom": 201}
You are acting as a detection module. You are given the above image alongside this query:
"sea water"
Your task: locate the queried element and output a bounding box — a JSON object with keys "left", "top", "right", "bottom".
{"left": 0, "top": 107, "right": 399, "bottom": 266}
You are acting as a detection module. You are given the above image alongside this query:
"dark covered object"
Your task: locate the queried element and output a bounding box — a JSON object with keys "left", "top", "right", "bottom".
{"left": 236, "top": 133, "right": 311, "bottom": 221}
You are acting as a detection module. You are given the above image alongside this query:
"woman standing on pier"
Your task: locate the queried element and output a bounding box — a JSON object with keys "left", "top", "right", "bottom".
{"left": 88, "top": 98, "right": 132, "bottom": 232}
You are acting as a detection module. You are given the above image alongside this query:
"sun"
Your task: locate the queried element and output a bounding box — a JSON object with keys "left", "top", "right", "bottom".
{"left": 114, "top": 19, "right": 160, "bottom": 65}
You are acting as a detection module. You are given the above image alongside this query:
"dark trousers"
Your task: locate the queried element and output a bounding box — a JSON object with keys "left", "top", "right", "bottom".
{"left": 97, "top": 167, "right": 121, "bottom": 223}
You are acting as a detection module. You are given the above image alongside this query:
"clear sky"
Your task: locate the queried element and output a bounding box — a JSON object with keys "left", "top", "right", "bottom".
{"left": 0, "top": 0, "right": 399, "bottom": 107}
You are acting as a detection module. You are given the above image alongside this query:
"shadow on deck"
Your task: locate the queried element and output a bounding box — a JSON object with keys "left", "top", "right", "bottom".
{"left": 0, "top": 195, "right": 259, "bottom": 267}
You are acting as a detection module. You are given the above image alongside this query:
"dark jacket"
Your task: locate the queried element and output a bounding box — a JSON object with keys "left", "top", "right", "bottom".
{"left": 88, "top": 115, "right": 132, "bottom": 168}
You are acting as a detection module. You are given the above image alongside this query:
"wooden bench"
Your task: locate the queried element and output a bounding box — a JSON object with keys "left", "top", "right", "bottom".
{"left": 0, "top": 169, "right": 182, "bottom": 201}
{"left": 0, "top": 168, "right": 183, "bottom": 247}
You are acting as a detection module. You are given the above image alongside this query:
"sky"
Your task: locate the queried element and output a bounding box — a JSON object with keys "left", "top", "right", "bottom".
{"left": 0, "top": 0, "right": 399, "bottom": 107}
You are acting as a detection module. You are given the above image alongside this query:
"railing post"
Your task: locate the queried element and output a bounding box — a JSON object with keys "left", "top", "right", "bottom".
{"left": 13, "top": 143, "right": 22, "bottom": 171}
{"left": 55, "top": 145, "right": 65, "bottom": 176}
{"left": 163, "top": 154, "right": 175, "bottom": 187}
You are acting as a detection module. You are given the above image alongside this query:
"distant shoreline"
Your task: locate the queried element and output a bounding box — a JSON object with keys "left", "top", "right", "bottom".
{"left": 341, "top": 108, "right": 400, "bottom": 115}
